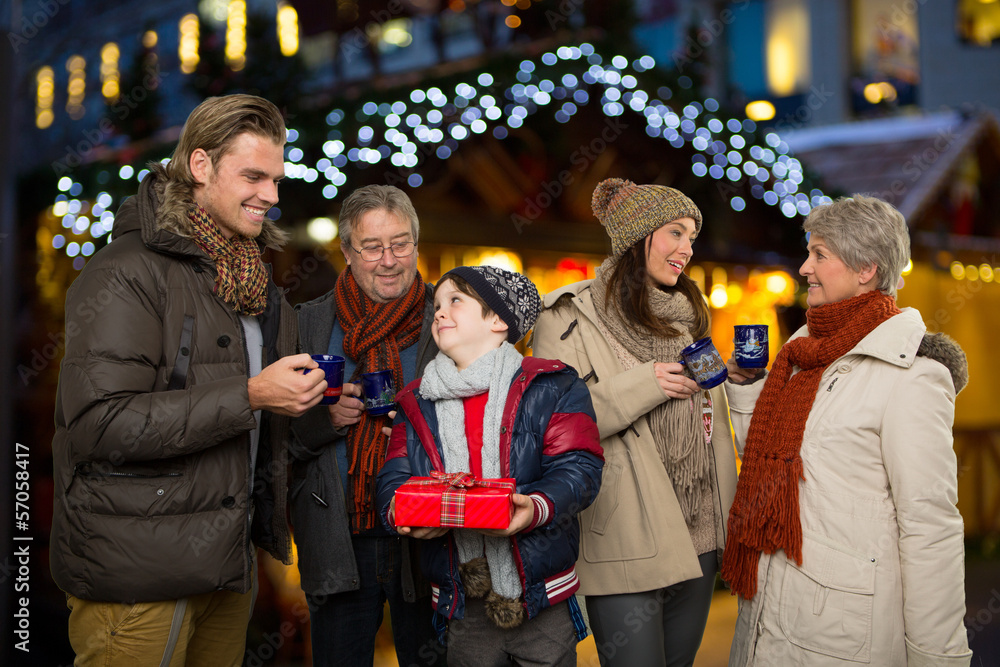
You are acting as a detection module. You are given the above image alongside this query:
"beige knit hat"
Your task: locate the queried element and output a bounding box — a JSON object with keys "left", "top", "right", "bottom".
{"left": 592, "top": 178, "right": 703, "bottom": 257}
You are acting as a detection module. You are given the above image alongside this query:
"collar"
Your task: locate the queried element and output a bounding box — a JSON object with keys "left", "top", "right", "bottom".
{"left": 789, "top": 307, "right": 924, "bottom": 369}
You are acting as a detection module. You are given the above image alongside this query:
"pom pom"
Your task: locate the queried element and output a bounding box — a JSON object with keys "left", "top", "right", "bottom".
{"left": 484, "top": 591, "right": 525, "bottom": 629}
{"left": 458, "top": 557, "right": 492, "bottom": 599}
{"left": 591, "top": 177, "right": 632, "bottom": 220}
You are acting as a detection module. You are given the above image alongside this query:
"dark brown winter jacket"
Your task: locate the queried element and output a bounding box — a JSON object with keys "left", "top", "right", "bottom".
{"left": 50, "top": 164, "right": 295, "bottom": 603}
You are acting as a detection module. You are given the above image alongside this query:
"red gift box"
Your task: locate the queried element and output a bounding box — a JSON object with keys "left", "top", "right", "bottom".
{"left": 394, "top": 472, "right": 515, "bottom": 529}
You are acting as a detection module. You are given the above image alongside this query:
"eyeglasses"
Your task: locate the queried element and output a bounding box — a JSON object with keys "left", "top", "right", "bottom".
{"left": 350, "top": 241, "right": 416, "bottom": 262}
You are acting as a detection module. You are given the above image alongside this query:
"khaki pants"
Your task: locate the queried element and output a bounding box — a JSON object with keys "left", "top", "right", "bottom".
{"left": 66, "top": 585, "right": 254, "bottom": 667}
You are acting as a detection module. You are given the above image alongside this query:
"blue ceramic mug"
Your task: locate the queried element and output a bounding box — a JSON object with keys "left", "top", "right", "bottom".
{"left": 311, "top": 354, "right": 345, "bottom": 405}
{"left": 679, "top": 338, "right": 728, "bottom": 389}
{"left": 361, "top": 370, "right": 395, "bottom": 416}
{"left": 734, "top": 324, "right": 769, "bottom": 369}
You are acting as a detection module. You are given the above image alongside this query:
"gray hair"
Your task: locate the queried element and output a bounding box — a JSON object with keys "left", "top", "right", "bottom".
{"left": 338, "top": 185, "right": 419, "bottom": 247}
{"left": 803, "top": 195, "right": 910, "bottom": 297}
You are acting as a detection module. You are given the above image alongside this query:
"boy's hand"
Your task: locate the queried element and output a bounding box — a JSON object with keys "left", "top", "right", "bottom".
{"left": 477, "top": 494, "right": 534, "bottom": 537}
{"left": 396, "top": 525, "right": 451, "bottom": 539}
{"left": 381, "top": 410, "right": 397, "bottom": 438}
{"left": 391, "top": 496, "right": 451, "bottom": 539}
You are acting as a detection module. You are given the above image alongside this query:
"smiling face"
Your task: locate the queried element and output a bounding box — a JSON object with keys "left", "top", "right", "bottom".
{"left": 341, "top": 208, "right": 419, "bottom": 304}
{"left": 799, "top": 234, "right": 876, "bottom": 307}
{"left": 190, "top": 132, "right": 285, "bottom": 239}
{"left": 431, "top": 278, "right": 507, "bottom": 370}
{"left": 645, "top": 217, "right": 697, "bottom": 288}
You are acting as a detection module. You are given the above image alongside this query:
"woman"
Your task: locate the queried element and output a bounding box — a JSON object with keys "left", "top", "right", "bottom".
{"left": 723, "top": 195, "right": 972, "bottom": 666}
{"left": 534, "top": 178, "right": 738, "bottom": 666}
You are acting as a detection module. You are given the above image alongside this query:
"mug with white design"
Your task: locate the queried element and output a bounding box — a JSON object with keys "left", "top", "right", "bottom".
{"left": 734, "top": 324, "right": 769, "bottom": 369}
{"left": 361, "top": 370, "right": 395, "bottom": 416}
{"left": 678, "top": 338, "right": 728, "bottom": 389}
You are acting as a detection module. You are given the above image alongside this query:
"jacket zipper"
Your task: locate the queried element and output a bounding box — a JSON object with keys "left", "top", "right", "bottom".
{"left": 446, "top": 537, "right": 459, "bottom": 619}
{"left": 237, "top": 311, "right": 255, "bottom": 587}
{"left": 510, "top": 538, "right": 529, "bottom": 614}
{"left": 74, "top": 462, "right": 182, "bottom": 479}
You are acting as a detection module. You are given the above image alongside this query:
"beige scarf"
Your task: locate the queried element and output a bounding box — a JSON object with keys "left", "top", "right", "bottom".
{"left": 591, "top": 257, "right": 710, "bottom": 525}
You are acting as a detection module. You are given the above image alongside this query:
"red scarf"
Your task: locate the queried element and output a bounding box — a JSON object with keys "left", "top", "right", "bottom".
{"left": 721, "top": 291, "right": 900, "bottom": 599}
{"left": 334, "top": 267, "right": 425, "bottom": 532}
{"left": 188, "top": 206, "right": 268, "bottom": 316}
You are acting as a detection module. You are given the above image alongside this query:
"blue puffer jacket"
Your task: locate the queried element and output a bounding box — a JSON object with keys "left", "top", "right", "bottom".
{"left": 375, "top": 357, "right": 604, "bottom": 625}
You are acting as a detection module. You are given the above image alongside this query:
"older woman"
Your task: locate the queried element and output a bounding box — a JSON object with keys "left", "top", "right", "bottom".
{"left": 723, "top": 195, "right": 972, "bottom": 666}
{"left": 534, "top": 178, "right": 738, "bottom": 666}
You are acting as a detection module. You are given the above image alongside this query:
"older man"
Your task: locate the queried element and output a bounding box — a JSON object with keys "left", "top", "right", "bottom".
{"left": 290, "top": 185, "right": 443, "bottom": 666}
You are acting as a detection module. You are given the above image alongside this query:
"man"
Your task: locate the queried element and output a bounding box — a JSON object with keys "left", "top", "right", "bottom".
{"left": 290, "top": 185, "right": 444, "bottom": 666}
{"left": 50, "top": 94, "right": 326, "bottom": 665}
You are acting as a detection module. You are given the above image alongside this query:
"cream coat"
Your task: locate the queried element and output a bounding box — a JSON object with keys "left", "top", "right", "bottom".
{"left": 533, "top": 280, "right": 738, "bottom": 595}
{"left": 725, "top": 308, "right": 972, "bottom": 667}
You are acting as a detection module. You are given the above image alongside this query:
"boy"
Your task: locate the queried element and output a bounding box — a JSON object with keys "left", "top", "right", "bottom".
{"left": 375, "top": 265, "right": 604, "bottom": 666}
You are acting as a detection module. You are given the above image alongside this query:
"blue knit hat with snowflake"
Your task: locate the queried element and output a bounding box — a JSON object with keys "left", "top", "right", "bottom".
{"left": 441, "top": 266, "right": 541, "bottom": 344}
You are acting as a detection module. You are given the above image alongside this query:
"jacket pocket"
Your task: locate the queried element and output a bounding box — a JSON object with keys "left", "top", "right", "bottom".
{"left": 778, "top": 530, "right": 875, "bottom": 663}
{"left": 75, "top": 461, "right": 184, "bottom": 480}
{"left": 73, "top": 461, "right": 187, "bottom": 517}
{"left": 581, "top": 453, "right": 656, "bottom": 563}
{"left": 586, "top": 462, "right": 621, "bottom": 535}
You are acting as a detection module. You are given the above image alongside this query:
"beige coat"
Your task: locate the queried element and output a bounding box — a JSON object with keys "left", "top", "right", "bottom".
{"left": 725, "top": 308, "right": 972, "bottom": 667}
{"left": 533, "top": 280, "right": 738, "bottom": 595}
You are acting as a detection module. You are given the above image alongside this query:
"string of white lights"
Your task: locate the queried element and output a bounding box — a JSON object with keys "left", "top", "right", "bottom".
{"left": 47, "top": 43, "right": 832, "bottom": 269}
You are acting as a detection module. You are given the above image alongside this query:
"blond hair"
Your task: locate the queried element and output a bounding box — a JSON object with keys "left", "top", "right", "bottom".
{"left": 163, "top": 94, "right": 285, "bottom": 200}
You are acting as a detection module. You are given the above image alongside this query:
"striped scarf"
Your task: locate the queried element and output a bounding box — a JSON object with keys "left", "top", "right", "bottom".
{"left": 188, "top": 206, "right": 268, "bottom": 316}
{"left": 335, "top": 266, "right": 426, "bottom": 532}
{"left": 721, "top": 290, "right": 900, "bottom": 599}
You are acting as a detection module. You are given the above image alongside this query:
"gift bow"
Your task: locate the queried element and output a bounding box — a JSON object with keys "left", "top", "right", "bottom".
{"left": 411, "top": 472, "right": 514, "bottom": 527}
{"left": 420, "top": 471, "right": 514, "bottom": 490}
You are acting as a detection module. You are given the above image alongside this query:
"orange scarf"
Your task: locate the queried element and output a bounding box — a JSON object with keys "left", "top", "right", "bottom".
{"left": 334, "top": 267, "right": 425, "bottom": 532}
{"left": 721, "top": 291, "right": 900, "bottom": 599}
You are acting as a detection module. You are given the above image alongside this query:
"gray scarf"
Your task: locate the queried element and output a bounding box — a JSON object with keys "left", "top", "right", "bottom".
{"left": 420, "top": 343, "right": 526, "bottom": 600}
{"left": 590, "top": 256, "right": 710, "bottom": 525}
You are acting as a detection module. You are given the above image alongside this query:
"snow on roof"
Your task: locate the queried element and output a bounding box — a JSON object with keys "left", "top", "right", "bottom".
{"left": 780, "top": 111, "right": 1000, "bottom": 223}
{"left": 781, "top": 111, "right": 965, "bottom": 153}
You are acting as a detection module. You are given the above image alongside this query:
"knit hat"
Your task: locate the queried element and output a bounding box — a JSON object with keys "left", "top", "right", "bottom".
{"left": 592, "top": 178, "right": 702, "bottom": 257}
{"left": 441, "top": 266, "right": 541, "bottom": 344}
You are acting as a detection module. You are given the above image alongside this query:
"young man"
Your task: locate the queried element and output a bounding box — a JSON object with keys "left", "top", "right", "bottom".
{"left": 50, "top": 94, "right": 326, "bottom": 664}
{"left": 376, "top": 266, "right": 605, "bottom": 666}
{"left": 289, "top": 185, "right": 443, "bottom": 666}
